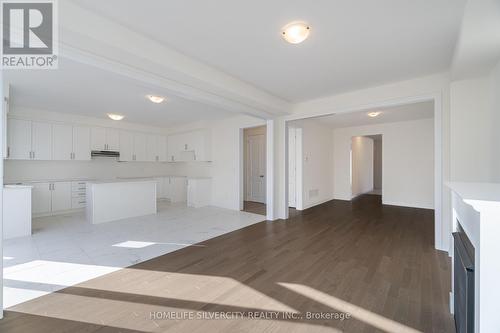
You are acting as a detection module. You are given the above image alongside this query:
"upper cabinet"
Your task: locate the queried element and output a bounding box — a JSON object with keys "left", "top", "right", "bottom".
{"left": 6, "top": 117, "right": 211, "bottom": 163}
{"left": 7, "top": 119, "right": 52, "bottom": 160}
{"left": 118, "top": 131, "right": 148, "bottom": 162}
{"left": 91, "top": 127, "right": 119, "bottom": 151}
{"left": 168, "top": 129, "right": 211, "bottom": 162}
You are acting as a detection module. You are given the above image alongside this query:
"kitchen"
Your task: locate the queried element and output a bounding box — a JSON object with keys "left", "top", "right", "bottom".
{"left": 1, "top": 59, "right": 265, "bottom": 308}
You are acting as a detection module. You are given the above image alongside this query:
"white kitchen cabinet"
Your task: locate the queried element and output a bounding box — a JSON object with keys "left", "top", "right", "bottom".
{"left": 31, "top": 182, "right": 52, "bottom": 214}
{"left": 52, "top": 124, "right": 90, "bottom": 161}
{"left": 106, "top": 128, "right": 120, "bottom": 151}
{"left": 7, "top": 119, "right": 52, "bottom": 160}
{"left": 72, "top": 126, "right": 91, "bottom": 160}
{"left": 119, "top": 130, "right": 134, "bottom": 161}
{"left": 7, "top": 118, "right": 31, "bottom": 159}
{"left": 167, "top": 129, "right": 211, "bottom": 162}
{"left": 91, "top": 127, "right": 120, "bottom": 151}
{"left": 169, "top": 177, "right": 187, "bottom": 203}
{"left": 91, "top": 127, "right": 105, "bottom": 150}
{"left": 52, "top": 123, "right": 73, "bottom": 160}
{"left": 167, "top": 134, "right": 179, "bottom": 162}
{"left": 187, "top": 178, "right": 212, "bottom": 208}
{"left": 154, "top": 178, "right": 164, "bottom": 198}
{"left": 31, "top": 121, "right": 52, "bottom": 160}
{"left": 146, "top": 134, "right": 158, "bottom": 162}
{"left": 133, "top": 132, "right": 147, "bottom": 161}
{"left": 158, "top": 136, "right": 167, "bottom": 162}
{"left": 51, "top": 182, "right": 72, "bottom": 211}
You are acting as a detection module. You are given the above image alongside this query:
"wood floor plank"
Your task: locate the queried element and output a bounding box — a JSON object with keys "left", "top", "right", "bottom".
{"left": 0, "top": 194, "right": 454, "bottom": 332}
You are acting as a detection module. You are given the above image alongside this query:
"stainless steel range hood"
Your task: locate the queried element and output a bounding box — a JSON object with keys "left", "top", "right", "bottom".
{"left": 91, "top": 150, "right": 120, "bottom": 158}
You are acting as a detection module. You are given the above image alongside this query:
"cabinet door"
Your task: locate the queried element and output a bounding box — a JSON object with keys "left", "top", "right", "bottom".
{"left": 163, "top": 177, "right": 172, "bottom": 199}
{"left": 32, "top": 121, "right": 52, "bottom": 160}
{"left": 7, "top": 118, "right": 31, "bottom": 159}
{"left": 167, "top": 134, "right": 179, "bottom": 162}
{"left": 32, "top": 182, "right": 52, "bottom": 214}
{"left": 119, "top": 130, "right": 133, "bottom": 161}
{"left": 52, "top": 123, "right": 73, "bottom": 160}
{"left": 73, "top": 126, "right": 91, "bottom": 160}
{"left": 133, "top": 132, "right": 147, "bottom": 161}
{"left": 91, "top": 127, "right": 106, "bottom": 150}
{"left": 158, "top": 136, "right": 167, "bottom": 162}
{"left": 106, "top": 128, "right": 120, "bottom": 151}
{"left": 51, "top": 182, "right": 72, "bottom": 211}
{"left": 146, "top": 134, "right": 158, "bottom": 162}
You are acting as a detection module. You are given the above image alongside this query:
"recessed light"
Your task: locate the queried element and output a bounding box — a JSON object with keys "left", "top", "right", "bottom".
{"left": 281, "top": 22, "right": 310, "bottom": 44}
{"left": 368, "top": 112, "right": 381, "bottom": 118}
{"left": 107, "top": 113, "right": 124, "bottom": 121}
{"left": 147, "top": 95, "right": 165, "bottom": 104}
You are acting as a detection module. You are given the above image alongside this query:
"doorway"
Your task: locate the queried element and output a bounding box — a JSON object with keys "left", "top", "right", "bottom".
{"left": 350, "top": 134, "right": 382, "bottom": 199}
{"left": 242, "top": 125, "right": 266, "bottom": 215}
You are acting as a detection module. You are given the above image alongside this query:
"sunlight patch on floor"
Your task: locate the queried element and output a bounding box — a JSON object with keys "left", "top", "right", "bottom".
{"left": 278, "top": 282, "right": 422, "bottom": 333}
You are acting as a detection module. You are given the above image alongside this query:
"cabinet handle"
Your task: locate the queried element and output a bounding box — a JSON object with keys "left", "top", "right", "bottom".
{"left": 7, "top": 146, "right": 10, "bottom": 158}
{"left": 78, "top": 201, "right": 85, "bottom": 204}
{"left": 184, "top": 144, "right": 188, "bottom": 150}
{"left": 32, "top": 151, "right": 35, "bottom": 159}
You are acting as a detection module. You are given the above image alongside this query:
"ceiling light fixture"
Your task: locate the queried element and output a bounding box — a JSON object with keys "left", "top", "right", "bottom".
{"left": 107, "top": 113, "right": 125, "bottom": 121}
{"left": 147, "top": 95, "right": 165, "bottom": 104}
{"left": 281, "top": 22, "right": 310, "bottom": 44}
{"left": 367, "top": 112, "right": 381, "bottom": 118}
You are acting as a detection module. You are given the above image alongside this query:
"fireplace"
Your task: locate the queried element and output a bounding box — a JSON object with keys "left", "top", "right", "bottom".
{"left": 453, "top": 223, "right": 475, "bottom": 333}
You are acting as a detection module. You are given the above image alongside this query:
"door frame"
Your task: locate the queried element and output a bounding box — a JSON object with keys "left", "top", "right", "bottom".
{"left": 281, "top": 93, "right": 444, "bottom": 251}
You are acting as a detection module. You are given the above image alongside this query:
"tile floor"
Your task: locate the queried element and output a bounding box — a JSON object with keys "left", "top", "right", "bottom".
{"left": 3, "top": 201, "right": 265, "bottom": 308}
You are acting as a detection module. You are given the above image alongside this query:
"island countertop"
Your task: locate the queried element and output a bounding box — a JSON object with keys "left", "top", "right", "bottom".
{"left": 87, "top": 179, "right": 158, "bottom": 185}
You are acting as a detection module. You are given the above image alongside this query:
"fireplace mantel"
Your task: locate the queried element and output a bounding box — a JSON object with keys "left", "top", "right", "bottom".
{"left": 447, "top": 182, "right": 500, "bottom": 333}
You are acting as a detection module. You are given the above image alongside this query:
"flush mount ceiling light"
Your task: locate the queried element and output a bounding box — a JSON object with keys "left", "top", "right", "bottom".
{"left": 367, "top": 111, "right": 381, "bottom": 118}
{"left": 107, "top": 113, "right": 124, "bottom": 121}
{"left": 147, "top": 95, "right": 165, "bottom": 104}
{"left": 281, "top": 22, "right": 310, "bottom": 44}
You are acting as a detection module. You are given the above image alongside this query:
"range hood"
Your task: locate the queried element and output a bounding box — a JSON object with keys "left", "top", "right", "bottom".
{"left": 91, "top": 150, "right": 120, "bottom": 158}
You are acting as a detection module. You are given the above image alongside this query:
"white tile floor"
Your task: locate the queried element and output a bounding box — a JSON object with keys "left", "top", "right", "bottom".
{"left": 3, "top": 201, "right": 265, "bottom": 308}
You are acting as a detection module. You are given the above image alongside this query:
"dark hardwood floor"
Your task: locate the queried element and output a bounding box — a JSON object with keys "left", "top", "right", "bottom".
{"left": 0, "top": 195, "right": 454, "bottom": 333}
{"left": 243, "top": 200, "right": 266, "bottom": 215}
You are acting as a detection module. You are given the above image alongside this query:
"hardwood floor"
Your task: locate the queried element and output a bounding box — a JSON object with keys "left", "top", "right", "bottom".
{"left": 243, "top": 200, "right": 266, "bottom": 215}
{"left": 0, "top": 195, "right": 454, "bottom": 333}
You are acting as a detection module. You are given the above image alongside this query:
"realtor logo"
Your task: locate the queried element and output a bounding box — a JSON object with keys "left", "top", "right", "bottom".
{"left": 1, "top": 0, "right": 58, "bottom": 69}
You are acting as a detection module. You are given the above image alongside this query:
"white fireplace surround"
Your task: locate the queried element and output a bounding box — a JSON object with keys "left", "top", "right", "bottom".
{"left": 448, "top": 182, "right": 500, "bottom": 333}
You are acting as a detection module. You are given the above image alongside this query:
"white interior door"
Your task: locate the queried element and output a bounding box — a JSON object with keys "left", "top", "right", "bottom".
{"left": 288, "top": 128, "right": 296, "bottom": 207}
{"left": 246, "top": 134, "right": 266, "bottom": 203}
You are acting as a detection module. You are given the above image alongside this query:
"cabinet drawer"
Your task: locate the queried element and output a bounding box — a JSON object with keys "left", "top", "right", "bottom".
{"left": 71, "top": 191, "right": 86, "bottom": 198}
{"left": 71, "top": 181, "right": 87, "bottom": 190}
{"left": 71, "top": 197, "right": 86, "bottom": 209}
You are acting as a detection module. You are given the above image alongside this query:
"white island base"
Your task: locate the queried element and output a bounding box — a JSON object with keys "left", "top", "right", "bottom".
{"left": 86, "top": 180, "right": 157, "bottom": 224}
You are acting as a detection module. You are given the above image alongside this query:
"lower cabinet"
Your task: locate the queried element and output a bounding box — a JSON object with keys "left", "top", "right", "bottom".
{"left": 161, "top": 176, "right": 187, "bottom": 202}
{"left": 31, "top": 181, "right": 86, "bottom": 215}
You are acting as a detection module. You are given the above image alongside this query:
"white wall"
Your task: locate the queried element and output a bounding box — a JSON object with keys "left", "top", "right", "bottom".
{"left": 333, "top": 118, "right": 434, "bottom": 209}
{"left": 373, "top": 139, "right": 382, "bottom": 189}
{"left": 293, "top": 120, "right": 334, "bottom": 209}
{"left": 209, "top": 115, "right": 266, "bottom": 210}
{"left": 351, "top": 136, "right": 374, "bottom": 198}
{"left": 450, "top": 77, "right": 493, "bottom": 182}
{"left": 489, "top": 60, "right": 500, "bottom": 182}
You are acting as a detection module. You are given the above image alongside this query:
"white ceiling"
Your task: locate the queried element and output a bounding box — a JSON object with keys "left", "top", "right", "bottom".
{"left": 71, "top": 0, "right": 466, "bottom": 102}
{"left": 4, "top": 59, "right": 235, "bottom": 128}
{"left": 296, "top": 101, "right": 434, "bottom": 129}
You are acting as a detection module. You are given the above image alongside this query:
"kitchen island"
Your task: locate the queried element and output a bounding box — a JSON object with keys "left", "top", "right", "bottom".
{"left": 86, "top": 179, "right": 157, "bottom": 224}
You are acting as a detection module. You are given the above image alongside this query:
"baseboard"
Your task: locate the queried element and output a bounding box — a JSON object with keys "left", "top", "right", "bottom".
{"left": 33, "top": 208, "right": 85, "bottom": 218}
{"left": 382, "top": 200, "right": 434, "bottom": 210}
{"left": 302, "top": 197, "right": 335, "bottom": 210}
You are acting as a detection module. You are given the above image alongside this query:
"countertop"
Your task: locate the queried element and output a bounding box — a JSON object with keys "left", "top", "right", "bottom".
{"left": 5, "top": 178, "right": 96, "bottom": 185}
{"left": 4, "top": 184, "right": 33, "bottom": 189}
{"left": 447, "top": 182, "right": 500, "bottom": 202}
{"left": 87, "top": 179, "right": 158, "bottom": 185}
